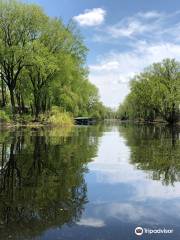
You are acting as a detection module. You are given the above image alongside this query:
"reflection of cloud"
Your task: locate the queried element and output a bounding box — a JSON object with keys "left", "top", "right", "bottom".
{"left": 135, "top": 180, "right": 180, "bottom": 200}
{"left": 105, "top": 203, "right": 147, "bottom": 222}
{"left": 73, "top": 8, "right": 106, "bottom": 27}
{"left": 77, "top": 218, "right": 105, "bottom": 227}
{"left": 89, "top": 130, "right": 145, "bottom": 183}
{"left": 87, "top": 201, "right": 180, "bottom": 226}
{"left": 101, "top": 203, "right": 156, "bottom": 224}
{"left": 88, "top": 127, "right": 180, "bottom": 200}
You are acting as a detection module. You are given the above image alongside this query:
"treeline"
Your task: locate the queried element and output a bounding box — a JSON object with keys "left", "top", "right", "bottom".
{"left": 117, "top": 59, "right": 180, "bottom": 124}
{"left": 0, "top": 0, "right": 109, "bottom": 122}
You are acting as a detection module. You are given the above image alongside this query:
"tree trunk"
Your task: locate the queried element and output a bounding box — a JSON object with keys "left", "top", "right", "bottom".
{"left": 15, "top": 92, "right": 21, "bottom": 114}
{"left": 171, "top": 103, "right": 176, "bottom": 124}
{"left": 1, "top": 80, "right": 6, "bottom": 108}
{"left": 34, "top": 93, "right": 40, "bottom": 121}
{"left": 21, "top": 95, "right": 25, "bottom": 114}
{"left": 9, "top": 88, "right": 16, "bottom": 116}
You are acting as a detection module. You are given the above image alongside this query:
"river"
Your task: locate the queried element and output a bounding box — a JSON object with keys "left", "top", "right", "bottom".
{"left": 0, "top": 123, "right": 179, "bottom": 240}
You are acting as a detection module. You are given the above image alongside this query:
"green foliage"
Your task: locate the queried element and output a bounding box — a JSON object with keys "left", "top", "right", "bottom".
{"left": 0, "top": 0, "right": 107, "bottom": 123}
{"left": 118, "top": 59, "right": 180, "bottom": 123}
{"left": 48, "top": 107, "right": 74, "bottom": 126}
{"left": 0, "top": 109, "right": 10, "bottom": 123}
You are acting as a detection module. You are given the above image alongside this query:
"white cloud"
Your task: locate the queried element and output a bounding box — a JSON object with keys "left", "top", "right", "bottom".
{"left": 106, "top": 20, "right": 150, "bottom": 38}
{"left": 137, "top": 11, "right": 163, "bottom": 19}
{"left": 93, "top": 11, "right": 180, "bottom": 42}
{"left": 93, "top": 11, "right": 164, "bottom": 41}
{"left": 89, "top": 42, "right": 180, "bottom": 107}
{"left": 86, "top": 10, "right": 180, "bottom": 107}
{"left": 73, "top": 8, "right": 106, "bottom": 27}
{"left": 90, "top": 42, "right": 180, "bottom": 74}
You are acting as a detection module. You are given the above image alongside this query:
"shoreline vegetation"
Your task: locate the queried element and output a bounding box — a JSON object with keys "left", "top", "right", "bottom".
{"left": 117, "top": 59, "right": 180, "bottom": 125}
{"left": 0, "top": 0, "right": 112, "bottom": 127}
{"left": 0, "top": 107, "right": 74, "bottom": 128}
{"left": 0, "top": 2, "right": 179, "bottom": 128}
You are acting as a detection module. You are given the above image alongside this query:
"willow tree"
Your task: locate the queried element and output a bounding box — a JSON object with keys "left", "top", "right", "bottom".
{"left": 118, "top": 59, "right": 180, "bottom": 124}
{"left": 27, "top": 40, "right": 59, "bottom": 119}
{"left": 26, "top": 18, "right": 88, "bottom": 119}
{"left": 0, "top": 0, "right": 47, "bottom": 114}
{"left": 0, "top": 0, "right": 106, "bottom": 120}
{"left": 150, "top": 59, "right": 180, "bottom": 123}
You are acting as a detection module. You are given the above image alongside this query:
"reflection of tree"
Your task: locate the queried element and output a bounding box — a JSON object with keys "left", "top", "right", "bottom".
{"left": 0, "top": 125, "right": 103, "bottom": 240}
{"left": 119, "top": 124, "right": 180, "bottom": 186}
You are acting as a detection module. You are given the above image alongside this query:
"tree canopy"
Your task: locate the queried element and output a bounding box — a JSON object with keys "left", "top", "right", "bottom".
{"left": 0, "top": 0, "right": 108, "bottom": 121}
{"left": 117, "top": 58, "right": 180, "bottom": 124}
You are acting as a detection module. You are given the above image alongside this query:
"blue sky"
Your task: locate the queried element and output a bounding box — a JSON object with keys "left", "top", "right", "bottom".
{"left": 25, "top": 0, "right": 180, "bottom": 107}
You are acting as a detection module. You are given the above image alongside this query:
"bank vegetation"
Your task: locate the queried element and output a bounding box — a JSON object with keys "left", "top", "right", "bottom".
{"left": 117, "top": 59, "right": 180, "bottom": 124}
{"left": 0, "top": 0, "right": 111, "bottom": 126}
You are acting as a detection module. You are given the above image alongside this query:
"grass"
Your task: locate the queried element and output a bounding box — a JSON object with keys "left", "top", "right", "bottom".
{"left": 0, "top": 106, "right": 74, "bottom": 127}
{"left": 48, "top": 107, "right": 74, "bottom": 127}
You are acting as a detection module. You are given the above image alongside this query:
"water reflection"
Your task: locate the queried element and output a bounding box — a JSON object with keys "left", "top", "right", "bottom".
{"left": 0, "top": 126, "right": 103, "bottom": 240}
{"left": 0, "top": 124, "right": 179, "bottom": 240}
{"left": 119, "top": 124, "right": 180, "bottom": 185}
{"left": 82, "top": 124, "right": 180, "bottom": 240}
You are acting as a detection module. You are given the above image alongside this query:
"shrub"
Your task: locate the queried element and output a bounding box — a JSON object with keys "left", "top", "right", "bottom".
{"left": 0, "top": 110, "right": 11, "bottom": 123}
{"left": 48, "top": 107, "right": 74, "bottom": 126}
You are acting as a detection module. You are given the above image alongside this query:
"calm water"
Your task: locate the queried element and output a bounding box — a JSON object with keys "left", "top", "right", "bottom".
{"left": 0, "top": 123, "right": 180, "bottom": 240}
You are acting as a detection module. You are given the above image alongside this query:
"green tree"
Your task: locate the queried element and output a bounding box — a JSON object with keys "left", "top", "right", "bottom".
{"left": 0, "top": 0, "right": 47, "bottom": 114}
{"left": 0, "top": 0, "right": 108, "bottom": 122}
{"left": 118, "top": 59, "right": 180, "bottom": 124}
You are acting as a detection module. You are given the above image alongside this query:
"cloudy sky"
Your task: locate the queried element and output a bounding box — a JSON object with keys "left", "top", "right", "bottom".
{"left": 25, "top": 0, "right": 180, "bottom": 108}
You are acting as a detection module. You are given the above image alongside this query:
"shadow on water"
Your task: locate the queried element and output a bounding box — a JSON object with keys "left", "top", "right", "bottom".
{"left": 118, "top": 123, "right": 180, "bottom": 186}
{"left": 0, "top": 125, "right": 104, "bottom": 240}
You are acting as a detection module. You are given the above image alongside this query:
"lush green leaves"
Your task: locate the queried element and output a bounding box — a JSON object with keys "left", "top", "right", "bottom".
{"left": 118, "top": 58, "right": 180, "bottom": 123}
{"left": 0, "top": 0, "right": 107, "bottom": 120}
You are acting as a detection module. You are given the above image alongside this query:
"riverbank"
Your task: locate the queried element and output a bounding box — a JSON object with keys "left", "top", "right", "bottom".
{"left": 0, "top": 108, "right": 74, "bottom": 128}
{"left": 117, "top": 118, "right": 180, "bottom": 126}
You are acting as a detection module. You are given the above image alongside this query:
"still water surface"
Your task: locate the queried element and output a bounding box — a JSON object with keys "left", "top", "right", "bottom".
{"left": 0, "top": 123, "right": 179, "bottom": 240}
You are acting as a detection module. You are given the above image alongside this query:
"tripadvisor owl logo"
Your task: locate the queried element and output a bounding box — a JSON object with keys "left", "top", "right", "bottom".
{"left": 135, "top": 227, "right": 143, "bottom": 236}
